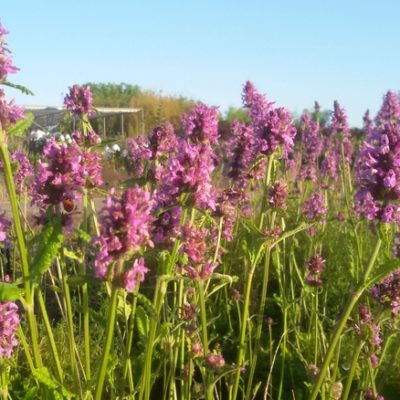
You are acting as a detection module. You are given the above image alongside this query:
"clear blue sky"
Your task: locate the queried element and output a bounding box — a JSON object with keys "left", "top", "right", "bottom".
{"left": 2, "top": 0, "right": 400, "bottom": 126}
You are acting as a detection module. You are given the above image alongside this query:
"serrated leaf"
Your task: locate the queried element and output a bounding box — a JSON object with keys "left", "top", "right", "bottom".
{"left": 67, "top": 275, "right": 89, "bottom": 287}
{"left": 136, "top": 292, "right": 157, "bottom": 320}
{"left": 63, "top": 248, "right": 83, "bottom": 263}
{"left": 0, "top": 282, "right": 23, "bottom": 301}
{"left": 32, "top": 367, "right": 74, "bottom": 398}
{"left": 75, "top": 228, "right": 91, "bottom": 244}
{"left": 136, "top": 306, "right": 149, "bottom": 339}
{"left": 117, "top": 292, "right": 131, "bottom": 322}
{"left": 30, "top": 217, "right": 63, "bottom": 283}
{"left": 2, "top": 80, "right": 34, "bottom": 95}
{"left": 7, "top": 113, "right": 33, "bottom": 137}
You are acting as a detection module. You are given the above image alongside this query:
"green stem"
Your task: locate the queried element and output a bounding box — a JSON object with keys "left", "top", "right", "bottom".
{"left": 342, "top": 341, "right": 364, "bottom": 400}
{"left": 0, "top": 360, "right": 8, "bottom": 400}
{"left": 246, "top": 212, "right": 276, "bottom": 400}
{"left": 314, "top": 291, "right": 319, "bottom": 365}
{"left": 82, "top": 189, "right": 91, "bottom": 381}
{"left": 123, "top": 285, "right": 140, "bottom": 389}
{"left": 197, "top": 280, "right": 213, "bottom": 400}
{"left": 245, "top": 246, "right": 272, "bottom": 400}
{"left": 37, "top": 291, "right": 64, "bottom": 383}
{"left": 0, "top": 140, "right": 42, "bottom": 369}
{"left": 17, "top": 325, "right": 35, "bottom": 375}
{"left": 277, "top": 305, "right": 288, "bottom": 400}
{"left": 309, "top": 237, "right": 382, "bottom": 400}
{"left": 58, "top": 254, "right": 80, "bottom": 393}
{"left": 258, "top": 155, "right": 274, "bottom": 230}
{"left": 94, "top": 285, "right": 120, "bottom": 400}
{"left": 231, "top": 263, "right": 256, "bottom": 400}
{"left": 139, "top": 277, "right": 167, "bottom": 400}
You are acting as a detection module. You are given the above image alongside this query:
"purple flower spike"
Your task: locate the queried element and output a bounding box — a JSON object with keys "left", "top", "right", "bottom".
{"left": 0, "top": 212, "right": 10, "bottom": 242}
{"left": 242, "top": 81, "right": 297, "bottom": 159}
{"left": 268, "top": 181, "right": 288, "bottom": 209}
{"left": 0, "top": 90, "right": 25, "bottom": 130}
{"left": 306, "top": 254, "right": 325, "bottom": 287}
{"left": 93, "top": 186, "right": 154, "bottom": 282}
{"left": 371, "top": 269, "right": 400, "bottom": 315}
{"left": 11, "top": 151, "right": 33, "bottom": 194}
{"left": 64, "top": 84, "right": 95, "bottom": 116}
{"left": 355, "top": 91, "right": 400, "bottom": 223}
{"left": 375, "top": 91, "right": 400, "bottom": 127}
{"left": 0, "top": 301, "right": 19, "bottom": 358}
{"left": 123, "top": 258, "right": 149, "bottom": 292}
{"left": 297, "top": 112, "right": 323, "bottom": 182}
{"left": 181, "top": 103, "right": 219, "bottom": 146}
{"left": 0, "top": 21, "right": 19, "bottom": 81}
{"left": 302, "top": 191, "right": 327, "bottom": 220}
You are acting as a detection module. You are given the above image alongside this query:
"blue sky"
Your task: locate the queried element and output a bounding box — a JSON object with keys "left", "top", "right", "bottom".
{"left": 2, "top": 0, "right": 400, "bottom": 126}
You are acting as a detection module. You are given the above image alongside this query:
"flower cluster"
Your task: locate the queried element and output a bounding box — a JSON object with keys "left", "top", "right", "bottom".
{"left": 124, "top": 123, "right": 179, "bottom": 182}
{"left": 126, "top": 136, "right": 152, "bottom": 177}
{"left": 320, "top": 101, "right": 353, "bottom": 186}
{"left": 356, "top": 304, "right": 382, "bottom": 368}
{"left": 0, "top": 212, "right": 10, "bottom": 243}
{"left": 181, "top": 223, "right": 209, "bottom": 264}
{"left": 0, "top": 21, "right": 18, "bottom": 81}
{"left": 375, "top": 90, "right": 400, "bottom": 127}
{"left": 224, "top": 120, "right": 257, "bottom": 183}
{"left": 156, "top": 140, "right": 216, "bottom": 211}
{"left": 297, "top": 112, "right": 322, "bottom": 182}
{"left": 0, "top": 89, "right": 25, "bottom": 131}
{"left": 149, "top": 122, "right": 178, "bottom": 157}
{"left": 152, "top": 206, "right": 182, "bottom": 245}
{"left": 206, "top": 352, "right": 225, "bottom": 370}
{"left": 214, "top": 189, "right": 240, "bottom": 241}
{"left": 364, "top": 388, "right": 384, "bottom": 400}
{"left": 64, "top": 84, "right": 95, "bottom": 116}
{"left": 268, "top": 181, "right": 288, "bottom": 209}
{"left": 302, "top": 191, "right": 327, "bottom": 220}
{"left": 181, "top": 103, "right": 219, "bottom": 146}
{"left": 11, "top": 151, "right": 33, "bottom": 194}
{"left": 93, "top": 186, "right": 154, "bottom": 286}
{"left": 123, "top": 258, "right": 149, "bottom": 292}
{"left": 371, "top": 269, "right": 400, "bottom": 315}
{"left": 181, "top": 223, "right": 218, "bottom": 280}
{"left": 355, "top": 91, "right": 400, "bottom": 223}
{"left": 33, "top": 138, "right": 102, "bottom": 225}
{"left": 71, "top": 130, "right": 101, "bottom": 147}
{"left": 242, "top": 81, "right": 297, "bottom": 159}
{"left": 305, "top": 254, "right": 325, "bottom": 287}
{"left": 0, "top": 301, "right": 19, "bottom": 358}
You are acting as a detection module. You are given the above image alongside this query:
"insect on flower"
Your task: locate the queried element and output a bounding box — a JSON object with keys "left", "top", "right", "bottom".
{"left": 63, "top": 198, "right": 75, "bottom": 213}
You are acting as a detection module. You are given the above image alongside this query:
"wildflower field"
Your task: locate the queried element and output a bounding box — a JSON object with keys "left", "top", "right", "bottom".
{"left": 1, "top": 20, "right": 400, "bottom": 400}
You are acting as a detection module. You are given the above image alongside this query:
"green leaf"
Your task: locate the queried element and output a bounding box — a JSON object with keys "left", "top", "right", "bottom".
{"left": 32, "top": 367, "right": 74, "bottom": 398}
{"left": 63, "top": 248, "right": 83, "bottom": 263}
{"left": 67, "top": 275, "right": 89, "bottom": 287}
{"left": 2, "top": 81, "right": 34, "bottom": 95}
{"left": 137, "top": 292, "right": 157, "bottom": 320}
{"left": 30, "top": 217, "right": 63, "bottom": 283}
{"left": 119, "top": 176, "right": 147, "bottom": 189}
{"left": 7, "top": 113, "right": 33, "bottom": 137}
{"left": 0, "top": 282, "right": 23, "bottom": 301}
{"left": 75, "top": 228, "right": 91, "bottom": 244}
{"left": 136, "top": 306, "right": 149, "bottom": 339}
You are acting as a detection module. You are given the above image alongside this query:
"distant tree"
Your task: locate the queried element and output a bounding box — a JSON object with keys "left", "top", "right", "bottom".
{"left": 131, "top": 90, "right": 194, "bottom": 132}
{"left": 83, "top": 82, "right": 195, "bottom": 136}
{"left": 223, "top": 106, "right": 250, "bottom": 123}
{"left": 86, "top": 82, "right": 141, "bottom": 107}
